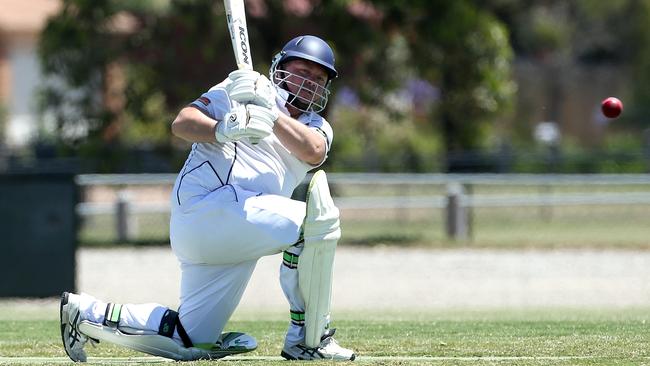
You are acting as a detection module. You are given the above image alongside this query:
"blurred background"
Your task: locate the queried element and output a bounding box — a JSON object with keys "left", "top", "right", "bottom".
{"left": 1, "top": 0, "right": 650, "bottom": 297}
{"left": 4, "top": 0, "right": 650, "bottom": 173}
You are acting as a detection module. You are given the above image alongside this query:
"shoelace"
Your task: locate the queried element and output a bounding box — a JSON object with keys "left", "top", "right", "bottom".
{"left": 296, "top": 344, "right": 325, "bottom": 359}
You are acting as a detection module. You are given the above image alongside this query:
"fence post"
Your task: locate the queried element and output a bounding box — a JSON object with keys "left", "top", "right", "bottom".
{"left": 116, "top": 190, "right": 134, "bottom": 243}
{"left": 446, "top": 182, "right": 469, "bottom": 240}
{"left": 643, "top": 128, "right": 650, "bottom": 173}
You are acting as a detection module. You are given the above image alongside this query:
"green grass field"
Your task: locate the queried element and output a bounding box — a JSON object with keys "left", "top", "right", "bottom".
{"left": 2, "top": 302, "right": 649, "bottom": 365}
{"left": 340, "top": 204, "right": 650, "bottom": 249}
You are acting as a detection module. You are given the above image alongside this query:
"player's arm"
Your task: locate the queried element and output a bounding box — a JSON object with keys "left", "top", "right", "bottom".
{"left": 171, "top": 106, "right": 218, "bottom": 143}
{"left": 224, "top": 70, "right": 325, "bottom": 163}
{"left": 273, "top": 113, "right": 327, "bottom": 166}
{"left": 172, "top": 87, "right": 275, "bottom": 144}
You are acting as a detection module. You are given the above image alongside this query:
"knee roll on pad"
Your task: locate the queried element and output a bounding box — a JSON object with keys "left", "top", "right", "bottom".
{"left": 302, "top": 170, "right": 341, "bottom": 244}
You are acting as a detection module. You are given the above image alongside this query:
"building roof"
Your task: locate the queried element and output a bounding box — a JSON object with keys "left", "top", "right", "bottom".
{"left": 0, "top": 0, "right": 61, "bottom": 34}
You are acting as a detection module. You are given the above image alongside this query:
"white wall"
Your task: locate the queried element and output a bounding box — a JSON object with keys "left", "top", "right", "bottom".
{"left": 5, "top": 38, "right": 41, "bottom": 147}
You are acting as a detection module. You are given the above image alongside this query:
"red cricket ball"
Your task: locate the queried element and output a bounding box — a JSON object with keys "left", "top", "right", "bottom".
{"left": 601, "top": 97, "right": 623, "bottom": 119}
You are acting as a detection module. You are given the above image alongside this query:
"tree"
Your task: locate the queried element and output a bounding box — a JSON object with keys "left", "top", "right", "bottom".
{"left": 39, "top": 0, "right": 121, "bottom": 151}
{"left": 38, "top": 0, "right": 516, "bottom": 172}
{"left": 345, "top": 0, "right": 516, "bottom": 171}
{"left": 39, "top": 0, "right": 233, "bottom": 171}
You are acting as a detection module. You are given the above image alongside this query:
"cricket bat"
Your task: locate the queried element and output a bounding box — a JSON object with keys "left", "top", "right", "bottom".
{"left": 224, "top": 0, "right": 252, "bottom": 70}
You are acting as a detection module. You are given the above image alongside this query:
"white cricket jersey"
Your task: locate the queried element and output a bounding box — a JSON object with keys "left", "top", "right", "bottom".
{"left": 174, "top": 79, "right": 333, "bottom": 203}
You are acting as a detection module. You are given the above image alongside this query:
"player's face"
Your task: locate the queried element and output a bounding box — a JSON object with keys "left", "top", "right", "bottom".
{"left": 282, "top": 59, "right": 328, "bottom": 99}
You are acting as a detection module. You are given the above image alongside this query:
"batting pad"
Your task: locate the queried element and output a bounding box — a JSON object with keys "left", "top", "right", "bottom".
{"left": 299, "top": 170, "right": 341, "bottom": 348}
{"left": 78, "top": 321, "right": 256, "bottom": 361}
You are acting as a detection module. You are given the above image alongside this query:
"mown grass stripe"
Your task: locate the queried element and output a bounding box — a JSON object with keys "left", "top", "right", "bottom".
{"left": 0, "top": 355, "right": 635, "bottom": 363}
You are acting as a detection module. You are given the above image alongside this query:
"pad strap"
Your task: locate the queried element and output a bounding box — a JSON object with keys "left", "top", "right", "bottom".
{"left": 158, "top": 309, "right": 193, "bottom": 348}
{"left": 103, "top": 303, "right": 123, "bottom": 328}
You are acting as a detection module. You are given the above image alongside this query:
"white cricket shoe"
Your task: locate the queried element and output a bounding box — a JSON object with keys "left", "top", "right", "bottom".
{"left": 281, "top": 329, "right": 356, "bottom": 361}
{"left": 60, "top": 292, "right": 97, "bottom": 362}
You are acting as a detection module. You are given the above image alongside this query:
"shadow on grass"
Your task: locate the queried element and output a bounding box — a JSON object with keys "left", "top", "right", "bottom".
{"left": 80, "top": 239, "right": 171, "bottom": 247}
{"left": 341, "top": 233, "right": 424, "bottom": 247}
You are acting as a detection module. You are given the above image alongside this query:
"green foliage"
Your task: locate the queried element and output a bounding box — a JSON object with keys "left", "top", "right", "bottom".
{"left": 504, "top": 1, "right": 650, "bottom": 134}
{"left": 37, "top": 0, "right": 228, "bottom": 169}
{"left": 623, "top": 1, "right": 650, "bottom": 129}
{"left": 515, "top": 3, "right": 573, "bottom": 57}
{"left": 327, "top": 106, "right": 442, "bottom": 172}
{"left": 369, "top": 0, "right": 517, "bottom": 164}
{"left": 38, "top": 0, "right": 517, "bottom": 172}
{"left": 38, "top": 0, "right": 119, "bottom": 141}
{"left": 40, "top": 0, "right": 650, "bottom": 174}
{"left": 438, "top": 10, "right": 516, "bottom": 152}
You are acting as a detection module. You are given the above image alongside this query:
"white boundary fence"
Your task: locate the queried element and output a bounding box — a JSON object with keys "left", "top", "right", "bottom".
{"left": 75, "top": 173, "right": 650, "bottom": 242}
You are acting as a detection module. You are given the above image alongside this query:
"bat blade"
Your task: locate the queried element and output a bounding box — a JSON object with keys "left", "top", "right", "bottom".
{"left": 224, "top": 0, "right": 253, "bottom": 70}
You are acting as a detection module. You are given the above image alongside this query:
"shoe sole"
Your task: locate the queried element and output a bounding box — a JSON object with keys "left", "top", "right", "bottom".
{"left": 280, "top": 350, "right": 297, "bottom": 360}
{"left": 280, "top": 350, "right": 356, "bottom": 361}
{"left": 59, "top": 292, "right": 72, "bottom": 360}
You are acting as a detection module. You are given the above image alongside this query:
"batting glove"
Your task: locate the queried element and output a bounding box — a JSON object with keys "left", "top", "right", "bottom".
{"left": 226, "top": 70, "right": 276, "bottom": 110}
{"left": 245, "top": 104, "right": 278, "bottom": 144}
{"left": 216, "top": 104, "right": 278, "bottom": 144}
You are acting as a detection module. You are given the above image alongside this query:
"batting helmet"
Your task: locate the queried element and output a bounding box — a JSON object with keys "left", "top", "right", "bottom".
{"left": 273, "top": 35, "right": 337, "bottom": 79}
{"left": 270, "top": 35, "right": 337, "bottom": 113}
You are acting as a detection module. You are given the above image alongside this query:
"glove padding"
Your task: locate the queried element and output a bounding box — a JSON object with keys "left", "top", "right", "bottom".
{"left": 226, "top": 70, "right": 276, "bottom": 110}
{"left": 216, "top": 104, "right": 278, "bottom": 144}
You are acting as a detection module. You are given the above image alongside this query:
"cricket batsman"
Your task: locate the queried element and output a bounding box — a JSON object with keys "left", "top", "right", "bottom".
{"left": 60, "top": 35, "right": 356, "bottom": 361}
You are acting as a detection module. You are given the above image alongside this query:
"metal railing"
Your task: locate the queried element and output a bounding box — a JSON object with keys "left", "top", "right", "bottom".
{"left": 75, "top": 173, "right": 650, "bottom": 244}
{"left": 76, "top": 172, "right": 650, "bottom": 187}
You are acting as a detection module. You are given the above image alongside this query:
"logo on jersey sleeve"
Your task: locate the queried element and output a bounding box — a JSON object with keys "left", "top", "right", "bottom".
{"left": 197, "top": 96, "right": 211, "bottom": 106}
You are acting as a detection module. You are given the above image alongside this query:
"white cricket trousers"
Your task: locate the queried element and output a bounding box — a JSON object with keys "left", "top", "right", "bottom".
{"left": 80, "top": 183, "right": 312, "bottom": 349}
{"left": 169, "top": 183, "right": 307, "bottom": 346}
